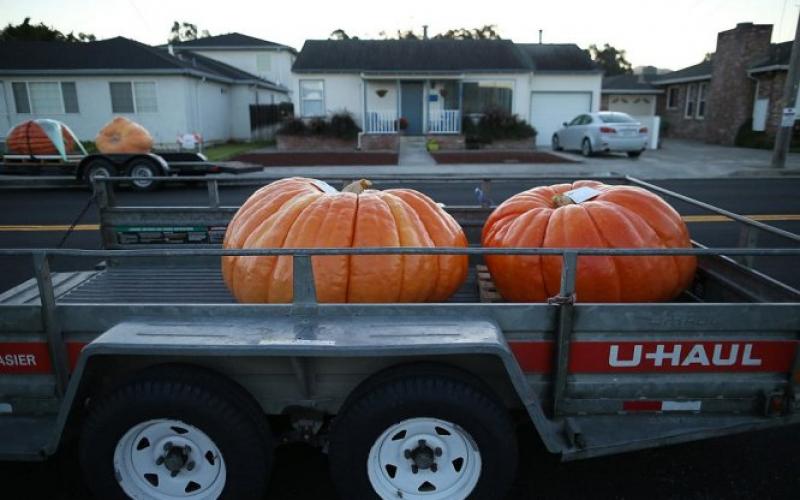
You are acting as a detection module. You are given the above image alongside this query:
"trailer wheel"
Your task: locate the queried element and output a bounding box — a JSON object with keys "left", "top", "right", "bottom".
{"left": 329, "top": 373, "right": 517, "bottom": 500}
{"left": 127, "top": 159, "right": 160, "bottom": 191}
{"left": 79, "top": 366, "right": 272, "bottom": 500}
{"left": 83, "top": 160, "right": 115, "bottom": 189}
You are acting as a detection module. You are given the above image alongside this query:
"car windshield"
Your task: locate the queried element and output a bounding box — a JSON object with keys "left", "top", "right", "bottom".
{"left": 598, "top": 112, "right": 636, "bottom": 123}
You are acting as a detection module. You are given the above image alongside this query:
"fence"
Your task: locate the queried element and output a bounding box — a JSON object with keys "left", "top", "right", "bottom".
{"left": 365, "top": 111, "right": 398, "bottom": 134}
{"left": 428, "top": 110, "right": 461, "bottom": 134}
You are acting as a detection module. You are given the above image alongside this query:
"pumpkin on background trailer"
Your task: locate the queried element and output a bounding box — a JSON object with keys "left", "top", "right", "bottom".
{"left": 95, "top": 116, "right": 153, "bottom": 154}
{"left": 482, "top": 180, "right": 696, "bottom": 303}
{"left": 6, "top": 119, "right": 79, "bottom": 156}
{"left": 223, "top": 177, "right": 468, "bottom": 303}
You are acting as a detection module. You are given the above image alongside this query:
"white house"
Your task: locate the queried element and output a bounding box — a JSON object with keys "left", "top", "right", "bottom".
{"left": 290, "top": 39, "right": 602, "bottom": 146}
{"left": 0, "top": 36, "right": 290, "bottom": 146}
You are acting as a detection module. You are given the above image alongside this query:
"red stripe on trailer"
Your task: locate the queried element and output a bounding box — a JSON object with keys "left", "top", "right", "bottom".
{"left": 508, "top": 340, "right": 798, "bottom": 374}
{"left": 0, "top": 341, "right": 88, "bottom": 375}
{"left": 623, "top": 400, "right": 662, "bottom": 412}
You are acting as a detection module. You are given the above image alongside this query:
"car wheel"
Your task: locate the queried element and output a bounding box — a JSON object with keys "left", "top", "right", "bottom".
{"left": 581, "top": 138, "right": 593, "bottom": 157}
{"left": 551, "top": 135, "right": 562, "bottom": 151}
{"left": 79, "top": 365, "right": 272, "bottom": 500}
{"left": 83, "top": 160, "right": 114, "bottom": 190}
{"left": 329, "top": 372, "right": 517, "bottom": 500}
{"left": 627, "top": 151, "right": 642, "bottom": 158}
{"left": 127, "top": 160, "right": 159, "bottom": 191}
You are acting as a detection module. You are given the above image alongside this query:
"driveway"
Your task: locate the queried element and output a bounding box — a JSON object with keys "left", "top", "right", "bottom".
{"left": 554, "top": 138, "right": 800, "bottom": 178}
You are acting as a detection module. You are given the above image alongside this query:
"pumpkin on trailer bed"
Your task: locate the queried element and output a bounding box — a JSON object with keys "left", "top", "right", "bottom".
{"left": 95, "top": 116, "right": 153, "bottom": 154}
{"left": 482, "top": 180, "right": 696, "bottom": 303}
{"left": 6, "top": 119, "right": 78, "bottom": 156}
{"left": 223, "top": 177, "right": 468, "bottom": 303}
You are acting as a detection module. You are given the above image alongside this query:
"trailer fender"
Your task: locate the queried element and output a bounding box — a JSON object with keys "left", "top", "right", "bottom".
{"left": 45, "top": 317, "right": 567, "bottom": 456}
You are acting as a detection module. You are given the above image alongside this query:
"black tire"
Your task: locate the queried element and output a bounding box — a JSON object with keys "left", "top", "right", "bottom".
{"left": 551, "top": 134, "right": 562, "bottom": 151}
{"left": 581, "top": 138, "right": 593, "bottom": 157}
{"left": 83, "top": 160, "right": 115, "bottom": 189}
{"left": 79, "top": 365, "right": 272, "bottom": 500}
{"left": 627, "top": 151, "right": 642, "bottom": 158}
{"left": 126, "top": 159, "right": 160, "bottom": 191}
{"left": 329, "top": 372, "right": 517, "bottom": 500}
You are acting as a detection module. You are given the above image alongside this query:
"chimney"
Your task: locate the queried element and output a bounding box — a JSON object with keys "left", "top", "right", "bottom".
{"left": 539, "top": 30, "right": 543, "bottom": 44}
{"left": 423, "top": 25, "right": 429, "bottom": 40}
{"left": 705, "top": 22, "right": 773, "bottom": 145}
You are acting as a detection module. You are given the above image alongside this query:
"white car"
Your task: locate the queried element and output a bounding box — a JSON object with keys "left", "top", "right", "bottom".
{"left": 552, "top": 111, "right": 648, "bottom": 158}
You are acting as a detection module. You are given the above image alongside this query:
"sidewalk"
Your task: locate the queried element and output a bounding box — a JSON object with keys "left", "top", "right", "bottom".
{"left": 229, "top": 139, "right": 800, "bottom": 180}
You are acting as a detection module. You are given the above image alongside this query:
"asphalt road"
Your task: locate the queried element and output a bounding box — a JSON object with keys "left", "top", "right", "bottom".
{"left": 0, "top": 177, "right": 799, "bottom": 499}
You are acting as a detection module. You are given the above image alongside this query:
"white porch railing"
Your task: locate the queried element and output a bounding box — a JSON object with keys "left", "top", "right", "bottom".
{"left": 428, "top": 109, "right": 461, "bottom": 134}
{"left": 365, "top": 111, "right": 398, "bottom": 134}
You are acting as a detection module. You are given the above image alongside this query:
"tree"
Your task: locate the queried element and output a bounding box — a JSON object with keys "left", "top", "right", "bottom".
{"left": 0, "top": 17, "right": 95, "bottom": 42}
{"left": 435, "top": 25, "right": 501, "bottom": 40}
{"left": 588, "top": 43, "right": 633, "bottom": 76}
{"left": 168, "top": 21, "right": 210, "bottom": 43}
{"left": 329, "top": 29, "right": 351, "bottom": 40}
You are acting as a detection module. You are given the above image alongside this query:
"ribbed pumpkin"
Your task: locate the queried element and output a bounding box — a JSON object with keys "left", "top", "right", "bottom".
{"left": 482, "top": 180, "right": 696, "bottom": 303}
{"left": 95, "top": 117, "right": 153, "bottom": 154}
{"left": 223, "top": 177, "right": 468, "bottom": 303}
{"left": 6, "top": 120, "right": 76, "bottom": 155}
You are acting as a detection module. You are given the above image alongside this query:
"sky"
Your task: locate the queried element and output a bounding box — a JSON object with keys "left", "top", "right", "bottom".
{"left": 0, "top": 0, "right": 796, "bottom": 70}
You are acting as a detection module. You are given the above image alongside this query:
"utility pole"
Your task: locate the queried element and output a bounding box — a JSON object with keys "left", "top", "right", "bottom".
{"left": 772, "top": 10, "right": 800, "bottom": 168}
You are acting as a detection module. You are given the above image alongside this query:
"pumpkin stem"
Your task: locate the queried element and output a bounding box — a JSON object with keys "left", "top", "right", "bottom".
{"left": 342, "top": 179, "right": 373, "bottom": 194}
{"left": 552, "top": 194, "right": 576, "bottom": 208}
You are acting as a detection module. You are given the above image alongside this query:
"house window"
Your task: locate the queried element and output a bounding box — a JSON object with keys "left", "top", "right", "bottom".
{"left": 300, "top": 80, "right": 324, "bottom": 117}
{"left": 10, "top": 81, "right": 80, "bottom": 114}
{"left": 684, "top": 83, "right": 697, "bottom": 119}
{"left": 666, "top": 87, "right": 679, "bottom": 110}
{"left": 462, "top": 81, "right": 513, "bottom": 115}
{"left": 696, "top": 82, "right": 707, "bottom": 119}
{"left": 110, "top": 81, "right": 158, "bottom": 113}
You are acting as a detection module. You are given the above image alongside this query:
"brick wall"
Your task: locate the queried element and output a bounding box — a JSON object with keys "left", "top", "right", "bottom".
{"left": 657, "top": 82, "right": 709, "bottom": 140}
{"left": 426, "top": 134, "right": 465, "bottom": 150}
{"left": 360, "top": 134, "right": 400, "bottom": 151}
{"left": 276, "top": 135, "right": 356, "bottom": 151}
{"left": 705, "top": 23, "right": 773, "bottom": 145}
{"left": 755, "top": 72, "right": 787, "bottom": 137}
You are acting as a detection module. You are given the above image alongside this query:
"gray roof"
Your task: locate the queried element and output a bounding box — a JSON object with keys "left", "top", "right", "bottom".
{"left": 293, "top": 39, "right": 531, "bottom": 73}
{"left": 652, "top": 60, "right": 712, "bottom": 85}
{"left": 516, "top": 43, "right": 597, "bottom": 72}
{"left": 169, "top": 32, "right": 295, "bottom": 52}
{"left": 0, "top": 37, "right": 287, "bottom": 91}
{"left": 750, "top": 41, "right": 792, "bottom": 72}
{"left": 602, "top": 73, "right": 663, "bottom": 93}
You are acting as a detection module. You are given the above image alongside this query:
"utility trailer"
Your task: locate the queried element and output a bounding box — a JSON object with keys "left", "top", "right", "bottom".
{"left": 0, "top": 175, "right": 799, "bottom": 500}
{"left": 0, "top": 145, "right": 235, "bottom": 191}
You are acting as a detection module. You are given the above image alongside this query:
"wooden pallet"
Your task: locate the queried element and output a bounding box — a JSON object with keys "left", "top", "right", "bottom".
{"left": 476, "top": 264, "right": 504, "bottom": 303}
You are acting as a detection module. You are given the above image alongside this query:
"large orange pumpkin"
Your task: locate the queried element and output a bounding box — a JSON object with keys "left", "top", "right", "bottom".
{"left": 95, "top": 117, "right": 153, "bottom": 154}
{"left": 223, "top": 177, "right": 468, "bottom": 303}
{"left": 482, "top": 180, "right": 696, "bottom": 302}
{"left": 6, "top": 120, "right": 77, "bottom": 155}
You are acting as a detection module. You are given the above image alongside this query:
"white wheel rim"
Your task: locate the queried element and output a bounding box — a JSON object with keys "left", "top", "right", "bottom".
{"left": 89, "top": 166, "right": 111, "bottom": 182}
{"left": 113, "top": 419, "right": 226, "bottom": 499}
{"left": 131, "top": 164, "right": 154, "bottom": 188}
{"left": 582, "top": 141, "right": 590, "bottom": 156}
{"left": 367, "top": 417, "right": 481, "bottom": 500}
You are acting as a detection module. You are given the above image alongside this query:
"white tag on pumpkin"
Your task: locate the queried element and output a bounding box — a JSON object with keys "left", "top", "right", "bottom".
{"left": 564, "top": 186, "right": 602, "bottom": 204}
{"left": 310, "top": 179, "right": 339, "bottom": 194}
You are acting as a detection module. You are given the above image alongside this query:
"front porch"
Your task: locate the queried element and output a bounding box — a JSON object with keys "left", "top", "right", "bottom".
{"left": 363, "top": 79, "right": 462, "bottom": 135}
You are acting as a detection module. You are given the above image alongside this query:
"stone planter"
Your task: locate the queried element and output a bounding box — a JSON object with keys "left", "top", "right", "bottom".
{"left": 479, "top": 138, "right": 536, "bottom": 150}
{"left": 360, "top": 134, "right": 400, "bottom": 151}
{"left": 276, "top": 134, "right": 357, "bottom": 151}
{"left": 425, "top": 134, "right": 466, "bottom": 150}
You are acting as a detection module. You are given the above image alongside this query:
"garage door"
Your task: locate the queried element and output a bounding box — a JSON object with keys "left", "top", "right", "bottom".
{"left": 529, "top": 92, "right": 592, "bottom": 146}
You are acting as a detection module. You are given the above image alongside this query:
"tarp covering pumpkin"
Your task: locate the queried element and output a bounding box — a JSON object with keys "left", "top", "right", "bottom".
{"left": 6, "top": 119, "right": 83, "bottom": 159}
{"left": 95, "top": 116, "right": 153, "bottom": 154}
{"left": 223, "top": 177, "right": 468, "bottom": 303}
{"left": 482, "top": 180, "right": 696, "bottom": 303}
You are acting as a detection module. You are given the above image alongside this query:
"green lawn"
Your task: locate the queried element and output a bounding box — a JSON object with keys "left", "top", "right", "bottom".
{"left": 202, "top": 141, "right": 273, "bottom": 161}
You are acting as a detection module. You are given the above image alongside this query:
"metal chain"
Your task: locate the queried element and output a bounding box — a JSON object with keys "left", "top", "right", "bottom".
{"left": 57, "top": 192, "right": 97, "bottom": 248}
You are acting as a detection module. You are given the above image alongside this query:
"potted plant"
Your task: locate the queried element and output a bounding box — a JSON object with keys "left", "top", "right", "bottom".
{"left": 396, "top": 117, "right": 409, "bottom": 134}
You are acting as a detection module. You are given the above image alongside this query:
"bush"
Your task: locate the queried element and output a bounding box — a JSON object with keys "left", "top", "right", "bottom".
{"left": 462, "top": 109, "right": 537, "bottom": 147}
{"left": 276, "top": 112, "right": 361, "bottom": 140}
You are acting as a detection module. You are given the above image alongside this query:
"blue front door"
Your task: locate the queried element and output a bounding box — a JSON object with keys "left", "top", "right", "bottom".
{"left": 401, "top": 82, "right": 424, "bottom": 135}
